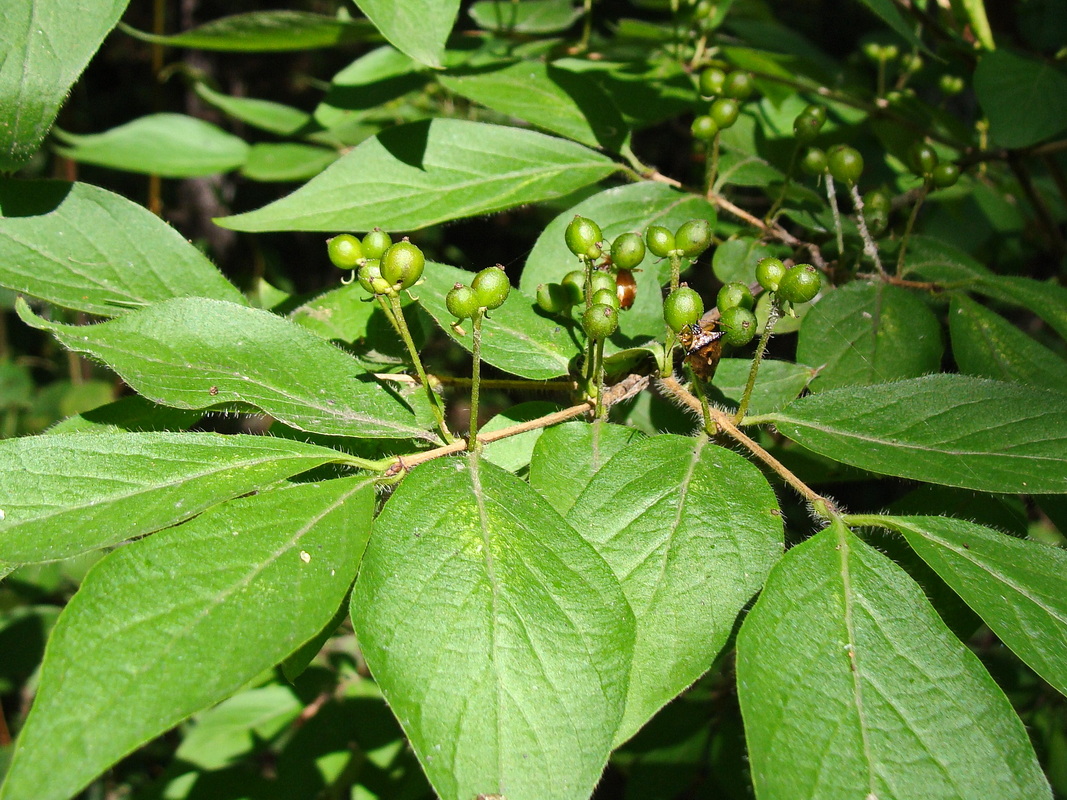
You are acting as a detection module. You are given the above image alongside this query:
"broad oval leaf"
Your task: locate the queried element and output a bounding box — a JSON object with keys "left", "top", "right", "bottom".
{"left": 353, "top": 0, "right": 459, "bottom": 68}
{"left": 770, "top": 374, "right": 1067, "bottom": 494}
{"left": 468, "top": 0, "right": 585, "bottom": 33}
{"left": 120, "top": 11, "right": 377, "bottom": 51}
{"left": 949, "top": 294, "right": 1067, "bottom": 389}
{"left": 439, "top": 60, "right": 626, "bottom": 150}
{"left": 216, "top": 119, "right": 619, "bottom": 233}
{"left": 17, "top": 297, "right": 434, "bottom": 441}
{"left": 54, "top": 114, "right": 249, "bottom": 178}
{"left": 737, "top": 522, "right": 1050, "bottom": 800}
{"left": 418, "top": 262, "right": 577, "bottom": 380}
{"left": 351, "top": 455, "right": 634, "bottom": 800}
{"left": 529, "top": 420, "right": 645, "bottom": 516}
{"left": 0, "top": 0, "right": 129, "bottom": 170}
{"left": 0, "top": 431, "right": 350, "bottom": 563}
{"left": 0, "top": 477, "right": 373, "bottom": 800}
{"left": 521, "top": 182, "right": 717, "bottom": 350}
{"left": 869, "top": 514, "right": 1067, "bottom": 697}
{"left": 565, "top": 434, "right": 783, "bottom": 744}
{"left": 710, "top": 358, "right": 815, "bottom": 416}
{"left": 796, "top": 281, "right": 943, "bottom": 391}
{"left": 975, "top": 50, "right": 1067, "bottom": 148}
{"left": 195, "top": 83, "right": 312, "bottom": 136}
{"left": 0, "top": 179, "right": 245, "bottom": 316}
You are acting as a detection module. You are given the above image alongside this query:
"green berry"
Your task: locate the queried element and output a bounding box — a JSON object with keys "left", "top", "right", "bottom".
{"left": 663, "top": 285, "right": 704, "bottom": 332}
{"left": 589, "top": 270, "right": 616, "bottom": 296}
{"left": 801, "top": 104, "right": 827, "bottom": 125}
{"left": 777, "top": 263, "right": 821, "bottom": 304}
{"left": 646, "top": 225, "right": 676, "bottom": 258}
{"left": 881, "top": 44, "right": 899, "bottom": 61}
{"left": 610, "top": 232, "right": 646, "bottom": 270}
{"left": 719, "top": 306, "right": 758, "bottom": 346}
{"left": 380, "top": 239, "right": 425, "bottom": 290}
{"left": 723, "top": 71, "right": 755, "bottom": 100}
{"left": 699, "top": 67, "right": 727, "bottom": 97}
{"left": 900, "top": 53, "right": 923, "bottom": 73}
{"left": 939, "top": 74, "right": 964, "bottom": 96}
{"left": 716, "top": 282, "right": 754, "bottom": 312}
{"left": 827, "top": 145, "right": 864, "bottom": 185}
{"left": 793, "top": 112, "right": 823, "bottom": 143}
{"left": 931, "top": 162, "right": 961, "bottom": 189}
{"left": 692, "top": 114, "right": 719, "bottom": 141}
{"left": 755, "top": 257, "right": 787, "bottom": 292}
{"left": 675, "top": 218, "right": 713, "bottom": 258}
{"left": 863, "top": 189, "right": 892, "bottom": 234}
{"left": 362, "top": 228, "right": 393, "bottom": 260}
{"left": 327, "top": 234, "right": 363, "bottom": 269}
{"left": 710, "top": 97, "right": 740, "bottom": 129}
{"left": 446, "top": 283, "right": 478, "bottom": 320}
{"left": 591, "top": 287, "right": 621, "bottom": 309}
{"left": 562, "top": 270, "right": 586, "bottom": 305}
{"left": 909, "top": 142, "right": 939, "bottom": 177}
{"left": 565, "top": 215, "right": 603, "bottom": 260}
{"left": 583, "top": 303, "right": 619, "bottom": 339}
{"left": 471, "top": 265, "right": 511, "bottom": 310}
{"left": 800, "top": 147, "right": 828, "bottom": 176}
{"left": 357, "top": 260, "right": 388, "bottom": 295}
{"left": 536, "top": 282, "right": 569, "bottom": 314}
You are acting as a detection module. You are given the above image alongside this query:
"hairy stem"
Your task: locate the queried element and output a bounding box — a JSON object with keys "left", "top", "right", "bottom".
{"left": 734, "top": 302, "right": 780, "bottom": 424}
{"left": 388, "top": 292, "right": 453, "bottom": 443}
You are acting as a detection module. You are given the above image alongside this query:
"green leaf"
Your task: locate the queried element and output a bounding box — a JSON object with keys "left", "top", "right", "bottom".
{"left": 241, "top": 143, "right": 339, "bottom": 182}
{"left": 521, "top": 182, "right": 717, "bottom": 350}
{"left": 529, "top": 421, "right": 644, "bottom": 517}
{"left": 851, "top": 0, "right": 924, "bottom": 50}
{"left": 351, "top": 455, "right": 634, "bottom": 800}
{"left": 0, "top": 0, "right": 129, "bottom": 171}
{"left": 468, "top": 0, "right": 584, "bottom": 33}
{"left": 0, "top": 431, "right": 350, "bottom": 563}
{"left": 770, "top": 374, "right": 1067, "bottom": 494}
{"left": 418, "top": 262, "right": 577, "bottom": 380}
{"left": 975, "top": 50, "right": 1067, "bottom": 148}
{"left": 439, "top": 61, "right": 626, "bottom": 150}
{"left": 710, "top": 237, "right": 777, "bottom": 284}
{"left": 737, "top": 522, "right": 1050, "bottom": 800}
{"left": 314, "top": 45, "right": 425, "bottom": 131}
{"left": 194, "top": 83, "right": 311, "bottom": 135}
{"left": 958, "top": 0, "right": 996, "bottom": 49}
{"left": 46, "top": 395, "right": 203, "bottom": 435}
{"left": 479, "top": 401, "right": 563, "bottom": 473}
{"left": 352, "top": 0, "right": 459, "bottom": 67}
{"left": 54, "top": 114, "right": 248, "bottom": 177}
{"left": 566, "top": 435, "right": 783, "bottom": 744}
{"left": 17, "top": 297, "right": 433, "bottom": 441}
{"left": 0, "top": 477, "right": 373, "bottom": 800}
{"left": 796, "top": 282, "right": 943, "bottom": 392}
{"left": 710, "top": 358, "right": 815, "bottom": 416}
{"left": 119, "top": 11, "right": 377, "bottom": 51}
{"left": 0, "top": 179, "right": 245, "bottom": 316}
{"left": 863, "top": 514, "right": 1067, "bottom": 696}
{"left": 218, "top": 119, "right": 618, "bottom": 233}
{"left": 949, "top": 294, "right": 1067, "bottom": 389}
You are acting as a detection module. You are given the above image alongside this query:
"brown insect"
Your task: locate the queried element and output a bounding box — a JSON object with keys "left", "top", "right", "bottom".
{"left": 677, "top": 320, "right": 724, "bottom": 381}
{"left": 615, "top": 268, "right": 637, "bottom": 310}
{"left": 208, "top": 386, "right": 219, "bottom": 396}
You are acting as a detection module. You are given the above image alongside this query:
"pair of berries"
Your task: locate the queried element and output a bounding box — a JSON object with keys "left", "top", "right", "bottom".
{"left": 328, "top": 229, "right": 426, "bottom": 295}
{"left": 446, "top": 267, "right": 511, "bottom": 321}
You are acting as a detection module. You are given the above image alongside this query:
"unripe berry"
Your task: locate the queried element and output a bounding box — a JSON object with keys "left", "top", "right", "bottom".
{"left": 610, "top": 232, "right": 646, "bottom": 270}
{"left": 471, "top": 265, "right": 510, "bottom": 310}
{"left": 562, "top": 270, "right": 586, "bottom": 305}
{"left": 719, "top": 306, "right": 758, "bottom": 346}
{"left": 327, "top": 234, "right": 363, "bottom": 269}
{"left": 380, "top": 239, "right": 425, "bottom": 290}
{"left": 583, "top": 303, "right": 618, "bottom": 339}
{"left": 827, "top": 145, "right": 863, "bottom": 185}
{"left": 939, "top": 74, "right": 964, "bottom": 96}
{"left": 692, "top": 115, "right": 719, "bottom": 141}
{"left": 777, "top": 263, "right": 821, "bottom": 304}
{"left": 931, "top": 162, "right": 961, "bottom": 189}
{"left": 591, "top": 287, "right": 621, "bottom": 309}
{"left": 699, "top": 67, "right": 727, "bottom": 97}
{"left": 446, "top": 283, "right": 478, "bottom": 320}
{"left": 362, "top": 228, "right": 393, "bottom": 260}
{"left": 536, "top": 282, "right": 569, "bottom": 314}
{"left": 723, "top": 71, "right": 755, "bottom": 101}
{"left": 589, "top": 270, "right": 616, "bottom": 296}
{"left": 909, "top": 142, "right": 939, "bottom": 177}
{"left": 357, "top": 260, "right": 388, "bottom": 295}
{"left": 710, "top": 97, "right": 740, "bottom": 129}
{"left": 663, "top": 285, "right": 704, "bottom": 332}
{"left": 755, "top": 257, "right": 787, "bottom": 292}
{"left": 646, "top": 225, "right": 676, "bottom": 258}
{"left": 675, "top": 218, "right": 713, "bottom": 258}
{"left": 716, "top": 282, "right": 755, "bottom": 312}
{"left": 801, "top": 147, "right": 828, "bottom": 176}
{"left": 565, "top": 215, "right": 603, "bottom": 259}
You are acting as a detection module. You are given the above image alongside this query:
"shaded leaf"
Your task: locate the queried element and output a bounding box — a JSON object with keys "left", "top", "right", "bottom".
{"left": 119, "top": 11, "right": 376, "bottom": 51}
{"left": 566, "top": 435, "right": 783, "bottom": 744}
{"left": 737, "top": 522, "right": 1050, "bottom": 800}
{"left": 710, "top": 358, "right": 815, "bottom": 416}
{"left": 468, "top": 0, "right": 584, "bottom": 33}
{"left": 352, "top": 455, "right": 634, "bottom": 800}
{"left": 975, "top": 50, "right": 1067, "bottom": 148}
{"left": 217, "top": 119, "right": 618, "bottom": 233}
{"left": 241, "top": 143, "right": 339, "bottom": 182}
{"left": 54, "top": 114, "right": 249, "bottom": 177}
{"left": 0, "top": 477, "right": 373, "bottom": 800}
{"left": 0, "top": 179, "right": 245, "bottom": 316}
{"left": 771, "top": 374, "right": 1067, "bottom": 494}
{"left": 17, "top": 297, "right": 434, "bottom": 441}
{"left": 0, "top": 0, "right": 129, "bottom": 170}
{"left": 0, "top": 432, "right": 350, "bottom": 562}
